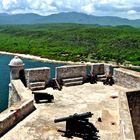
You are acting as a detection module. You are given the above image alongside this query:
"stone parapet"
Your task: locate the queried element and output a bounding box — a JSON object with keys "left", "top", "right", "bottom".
{"left": 25, "top": 67, "right": 50, "bottom": 89}
{"left": 0, "top": 80, "right": 35, "bottom": 136}
{"left": 0, "top": 99, "right": 34, "bottom": 136}
{"left": 114, "top": 68, "right": 140, "bottom": 89}
{"left": 56, "top": 65, "right": 86, "bottom": 80}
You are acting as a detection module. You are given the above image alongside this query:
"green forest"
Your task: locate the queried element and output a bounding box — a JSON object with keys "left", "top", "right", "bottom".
{"left": 0, "top": 24, "right": 140, "bottom": 65}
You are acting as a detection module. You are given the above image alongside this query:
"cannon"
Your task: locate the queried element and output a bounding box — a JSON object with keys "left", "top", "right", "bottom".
{"left": 32, "top": 91, "right": 54, "bottom": 103}
{"left": 54, "top": 112, "right": 99, "bottom": 140}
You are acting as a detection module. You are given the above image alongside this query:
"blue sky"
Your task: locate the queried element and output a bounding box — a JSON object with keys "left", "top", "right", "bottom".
{"left": 0, "top": 0, "right": 140, "bottom": 19}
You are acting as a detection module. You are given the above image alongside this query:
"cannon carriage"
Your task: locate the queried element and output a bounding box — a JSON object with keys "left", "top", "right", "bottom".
{"left": 54, "top": 112, "right": 99, "bottom": 140}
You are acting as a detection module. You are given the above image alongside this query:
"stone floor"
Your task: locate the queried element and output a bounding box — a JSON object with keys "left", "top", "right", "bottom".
{"left": 2, "top": 82, "right": 127, "bottom": 140}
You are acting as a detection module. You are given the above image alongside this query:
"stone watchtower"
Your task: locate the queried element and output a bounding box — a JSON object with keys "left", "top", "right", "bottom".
{"left": 9, "top": 56, "right": 24, "bottom": 80}
{"left": 8, "top": 56, "right": 25, "bottom": 106}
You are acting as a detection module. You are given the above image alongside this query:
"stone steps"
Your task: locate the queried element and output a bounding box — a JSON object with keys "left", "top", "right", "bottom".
{"left": 62, "top": 77, "right": 83, "bottom": 86}
{"left": 29, "top": 81, "right": 46, "bottom": 91}
{"left": 97, "top": 74, "right": 106, "bottom": 82}
{"left": 62, "top": 77, "right": 83, "bottom": 83}
{"left": 64, "top": 81, "right": 83, "bottom": 86}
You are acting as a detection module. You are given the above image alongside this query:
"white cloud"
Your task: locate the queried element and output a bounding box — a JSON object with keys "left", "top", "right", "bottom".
{"left": 82, "top": 3, "right": 95, "bottom": 14}
{"left": 0, "top": 0, "right": 140, "bottom": 19}
{"left": 2, "top": 0, "right": 17, "bottom": 9}
{"left": 127, "top": 10, "right": 137, "bottom": 15}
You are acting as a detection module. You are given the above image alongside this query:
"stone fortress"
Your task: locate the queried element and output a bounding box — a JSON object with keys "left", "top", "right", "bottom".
{"left": 0, "top": 55, "right": 140, "bottom": 140}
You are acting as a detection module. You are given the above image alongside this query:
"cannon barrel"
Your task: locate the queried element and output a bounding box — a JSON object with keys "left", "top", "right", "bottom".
{"left": 54, "top": 112, "right": 93, "bottom": 123}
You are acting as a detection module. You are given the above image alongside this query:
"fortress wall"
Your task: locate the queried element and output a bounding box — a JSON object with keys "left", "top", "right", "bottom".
{"left": 11, "top": 80, "right": 33, "bottom": 103}
{"left": 0, "top": 80, "right": 35, "bottom": 136}
{"left": 25, "top": 67, "right": 50, "bottom": 87}
{"left": 119, "top": 91, "right": 135, "bottom": 140}
{"left": 113, "top": 68, "right": 140, "bottom": 89}
{"left": 0, "top": 99, "right": 34, "bottom": 136}
{"left": 55, "top": 65, "right": 86, "bottom": 80}
{"left": 127, "top": 90, "right": 140, "bottom": 140}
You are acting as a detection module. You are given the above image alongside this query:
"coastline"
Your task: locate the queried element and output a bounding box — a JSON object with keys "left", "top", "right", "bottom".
{"left": 0, "top": 51, "right": 140, "bottom": 69}
{"left": 0, "top": 51, "right": 116, "bottom": 66}
{"left": 0, "top": 51, "right": 85, "bottom": 65}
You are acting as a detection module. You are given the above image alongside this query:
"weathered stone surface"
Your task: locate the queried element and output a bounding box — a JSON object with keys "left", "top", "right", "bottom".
{"left": 9, "top": 56, "right": 25, "bottom": 80}
{"left": 25, "top": 67, "right": 50, "bottom": 89}
{"left": 127, "top": 90, "right": 140, "bottom": 140}
{"left": 0, "top": 80, "right": 35, "bottom": 137}
{"left": 8, "top": 83, "right": 21, "bottom": 107}
{"left": 114, "top": 68, "right": 140, "bottom": 89}
{"left": 56, "top": 65, "right": 86, "bottom": 80}
{"left": 0, "top": 99, "right": 34, "bottom": 137}
{"left": 119, "top": 91, "right": 135, "bottom": 140}
{"left": 91, "top": 64, "right": 104, "bottom": 75}
{"left": 104, "top": 64, "right": 118, "bottom": 76}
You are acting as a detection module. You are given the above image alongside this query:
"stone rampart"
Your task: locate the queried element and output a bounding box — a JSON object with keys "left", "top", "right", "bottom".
{"left": 55, "top": 65, "right": 86, "bottom": 80}
{"left": 114, "top": 68, "right": 140, "bottom": 89}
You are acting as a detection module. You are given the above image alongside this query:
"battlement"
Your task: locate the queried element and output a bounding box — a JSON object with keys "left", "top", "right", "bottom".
{"left": 0, "top": 56, "right": 140, "bottom": 139}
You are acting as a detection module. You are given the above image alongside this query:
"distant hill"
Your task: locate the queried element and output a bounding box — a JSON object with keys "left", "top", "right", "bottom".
{"left": 0, "top": 12, "right": 140, "bottom": 27}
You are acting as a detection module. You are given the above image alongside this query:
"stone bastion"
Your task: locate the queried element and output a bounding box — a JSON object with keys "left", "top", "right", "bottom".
{"left": 0, "top": 56, "right": 140, "bottom": 140}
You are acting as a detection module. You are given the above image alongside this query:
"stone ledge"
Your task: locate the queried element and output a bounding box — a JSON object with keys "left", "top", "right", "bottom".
{"left": 0, "top": 99, "right": 35, "bottom": 137}
{"left": 119, "top": 91, "right": 135, "bottom": 140}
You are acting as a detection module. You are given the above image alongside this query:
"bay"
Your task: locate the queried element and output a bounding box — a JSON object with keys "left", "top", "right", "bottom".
{"left": 0, "top": 54, "right": 63, "bottom": 112}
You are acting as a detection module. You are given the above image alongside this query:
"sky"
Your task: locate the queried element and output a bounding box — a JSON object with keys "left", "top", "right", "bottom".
{"left": 0, "top": 0, "right": 140, "bottom": 19}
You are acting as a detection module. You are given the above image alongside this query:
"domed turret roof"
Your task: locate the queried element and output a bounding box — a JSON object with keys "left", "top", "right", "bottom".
{"left": 9, "top": 56, "right": 24, "bottom": 67}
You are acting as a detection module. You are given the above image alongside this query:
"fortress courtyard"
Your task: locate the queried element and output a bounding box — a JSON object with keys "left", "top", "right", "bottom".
{"left": 2, "top": 82, "right": 127, "bottom": 140}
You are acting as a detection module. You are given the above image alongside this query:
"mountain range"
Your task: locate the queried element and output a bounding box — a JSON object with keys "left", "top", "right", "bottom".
{"left": 0, "top": 12, "right": 140, "bottom": 27}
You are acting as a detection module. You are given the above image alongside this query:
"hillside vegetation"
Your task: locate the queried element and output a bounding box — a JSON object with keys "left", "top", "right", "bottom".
{"left": 0, "top": 24, "right": 140, "bottom": 65}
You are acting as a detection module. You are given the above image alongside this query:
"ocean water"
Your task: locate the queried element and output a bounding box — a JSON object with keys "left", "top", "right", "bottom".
{"left": 0, "top": 54, "right": 63, "bottom": 112}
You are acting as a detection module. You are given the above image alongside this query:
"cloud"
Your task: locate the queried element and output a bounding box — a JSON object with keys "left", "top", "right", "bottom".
{"left": 0, "top": 0, "right": 140, "bottom": 19}
{"left": 127, "top": 10, "right": 137, "bottom": 15}
{"left": 82, "top": 3, "right": 95, "bottom": 14}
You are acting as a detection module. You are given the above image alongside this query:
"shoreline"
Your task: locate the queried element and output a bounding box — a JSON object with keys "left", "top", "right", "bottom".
{"left": 0, "top": 51, "right": 140, "bottom": 69}
{"left": 0, "top": 51, "right": 84, "bottom": 65}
